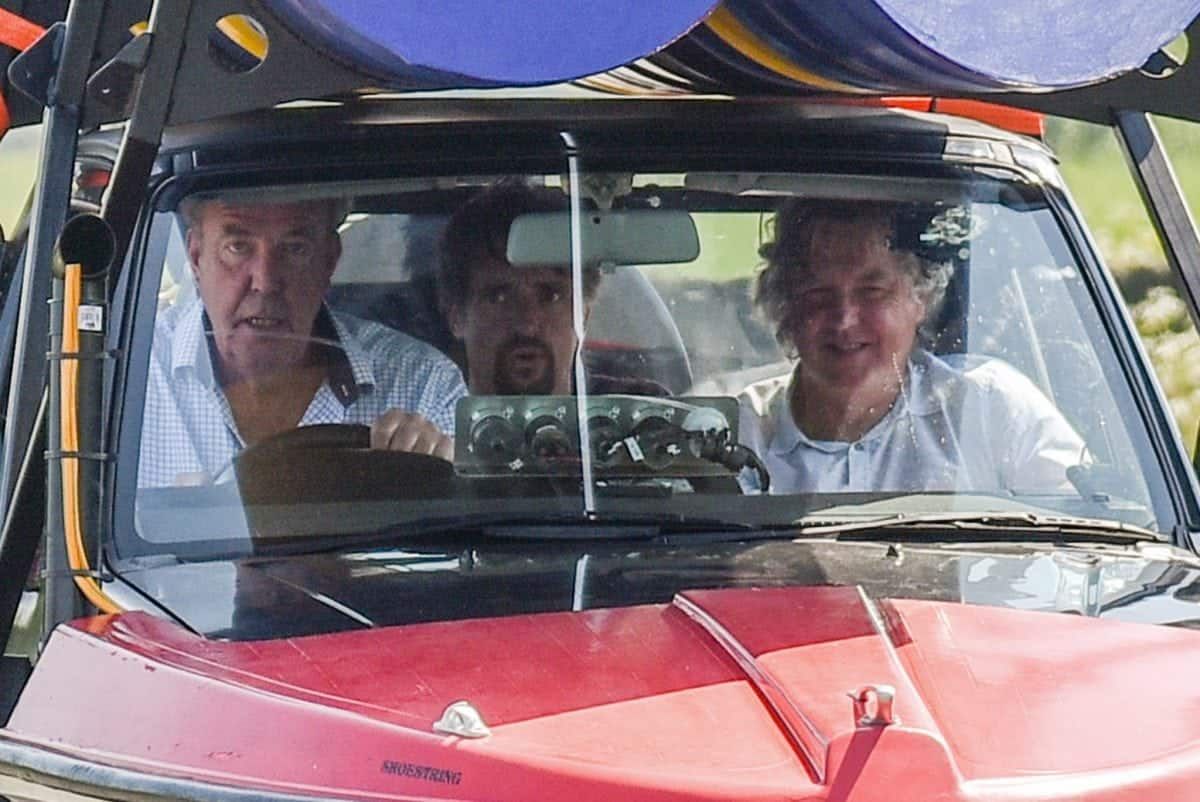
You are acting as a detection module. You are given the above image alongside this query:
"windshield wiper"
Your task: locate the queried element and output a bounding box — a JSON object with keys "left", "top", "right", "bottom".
{"left": 262, "top": 511, "right": 760, "bottom": 554}
{"left": 253, "top": 507, "right": 1163, "bottom": 556}
{"left": 476, "top": 512, "right": 760, "bottom": 540}
{"left": 792, "top": 511, "right": 1165, "bottom": 544}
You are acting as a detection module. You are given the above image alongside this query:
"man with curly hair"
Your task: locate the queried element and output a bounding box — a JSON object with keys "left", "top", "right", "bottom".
{"left": 739, "top": 199, "right": 1083, "bottom": 494}
{"left": 439, "top": 182, "right": 599, "bottom": 395}
{"left": 439, "top": 181, "right": 667, "bottom": 397}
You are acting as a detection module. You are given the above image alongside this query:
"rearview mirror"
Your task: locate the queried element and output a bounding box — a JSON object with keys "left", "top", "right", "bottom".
{"left": 507, "top": 209, "right": 699, "bottom": 267}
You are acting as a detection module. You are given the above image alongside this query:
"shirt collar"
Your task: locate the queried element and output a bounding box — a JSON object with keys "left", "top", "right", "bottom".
{"left": 169, "top": 298, "right": 213, "bottom": 385}
{"left": 169, "top": 299, "right": 373, "bottom": 406}
{"left": 767, "top": 349, "right": 941, "bottom": 456}
{"left": 320, "top": 307, "right": 375, "bottom": 405}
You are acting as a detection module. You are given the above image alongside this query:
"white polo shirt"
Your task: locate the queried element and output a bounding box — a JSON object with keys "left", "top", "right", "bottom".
{"left": 737, "top": 350, "right": 1085, "bottom": 495}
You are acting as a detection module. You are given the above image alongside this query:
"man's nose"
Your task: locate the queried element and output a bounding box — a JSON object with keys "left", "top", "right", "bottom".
{"left": 513, "top": 290, "right": 550, "bottom": 334}
{"left": 514, "top": 307, "right": 547, "bottom": 336}
{"left": 246, "top": 246, "right": 286, "bottom": 293}
{"left": 825, "top": 296, "right": 860, "bottom": 330}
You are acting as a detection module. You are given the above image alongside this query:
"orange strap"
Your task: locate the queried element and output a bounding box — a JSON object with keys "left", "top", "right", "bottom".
{"left": 0, "top": 9, "right": 45, "bottom": 140}
{"left": 0, "top": 7, "right": 44, "bottom": 52}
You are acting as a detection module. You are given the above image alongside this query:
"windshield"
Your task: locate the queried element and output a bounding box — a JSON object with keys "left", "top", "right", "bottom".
{"left": 119, "top": 163, "right": 1170, "bottom": 561}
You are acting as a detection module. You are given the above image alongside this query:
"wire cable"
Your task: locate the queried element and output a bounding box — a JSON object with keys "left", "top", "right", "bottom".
{"left": 60, "top": 263, "right": 122, "bottom": 614}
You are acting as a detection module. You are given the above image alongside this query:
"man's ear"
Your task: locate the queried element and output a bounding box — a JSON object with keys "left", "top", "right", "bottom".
{"left": 324, "top": 232, "right": 342, "bottom": 282}
{"left": 445, "top": 302, "right": 466, "bottom": 339}
{"left": 186, "top": 229, "right": 202, "bottom": 281}
{"left": 915, "top": 297, "right": 928, "bottom": 324}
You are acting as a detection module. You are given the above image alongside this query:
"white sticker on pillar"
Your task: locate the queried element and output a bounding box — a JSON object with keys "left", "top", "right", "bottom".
{"left": 77, "top": 305, "right": 104, "bottom": 332}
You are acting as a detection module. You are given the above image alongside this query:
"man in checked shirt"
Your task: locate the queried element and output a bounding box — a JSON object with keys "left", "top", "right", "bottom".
{"left": 137, "top": 193, "right": 466, "bottom": 487}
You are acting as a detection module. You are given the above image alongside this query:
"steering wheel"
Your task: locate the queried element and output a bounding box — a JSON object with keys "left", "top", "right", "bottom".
{"left": 232, "top": 423, "right": 454, "bottom": 505}
{"left": 242, "top": 422, "right": 373, "bottom": 451}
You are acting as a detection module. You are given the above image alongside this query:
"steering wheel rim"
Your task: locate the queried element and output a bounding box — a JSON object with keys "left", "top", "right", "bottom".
{"left": 232, "top": 423, "right": 455, "bottom": 506}
{"left": 241, "top": 422, "right": 373, "bottom": 452}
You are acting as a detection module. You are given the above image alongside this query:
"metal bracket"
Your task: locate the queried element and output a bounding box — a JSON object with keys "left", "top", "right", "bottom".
{"left": 44, "top": 449, "right": 113, "bottom": 462}
{"left": 848, "top": 684, "right": 897, "bottom": 727}
{"left": 85, "top": 32, "right": 153, "bottom": 124}
{"left": 6, "top": 21, "right": 64, "bottom": 107}
{"left": 46, "top": 349, "right": 120, "bottom": 363}
{"left": 41, "top": 566, "right": 114, "bottom": 582}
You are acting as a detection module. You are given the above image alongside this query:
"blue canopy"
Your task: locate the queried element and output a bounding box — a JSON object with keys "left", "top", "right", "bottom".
{"left": 261, "top": 0, "right": 1200, "bottom": 92}
{"left": 261, "top": 0, "right": 720, "bottom": 86}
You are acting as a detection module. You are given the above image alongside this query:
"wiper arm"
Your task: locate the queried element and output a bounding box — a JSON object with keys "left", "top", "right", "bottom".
{"left": 793, "top": 511, "right": 1165, "bottom": 544}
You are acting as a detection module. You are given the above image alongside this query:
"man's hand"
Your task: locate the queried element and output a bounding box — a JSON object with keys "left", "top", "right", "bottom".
{"left": 370, "top": 410, "right": 454, "bottom": 460}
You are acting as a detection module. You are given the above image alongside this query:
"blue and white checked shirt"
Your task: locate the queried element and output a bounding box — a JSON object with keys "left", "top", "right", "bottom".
{"left": 138, "top": 298, "right": 466, "bottom": 487}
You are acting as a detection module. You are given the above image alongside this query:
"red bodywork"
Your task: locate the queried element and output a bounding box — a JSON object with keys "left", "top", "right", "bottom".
{"left": 6, "top": 586, "right": 1200, "bottom": 801}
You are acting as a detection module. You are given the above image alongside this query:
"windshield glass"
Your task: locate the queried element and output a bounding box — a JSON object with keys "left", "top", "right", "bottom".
{"left": 121, "top": 164, "right": 1169, "bottom": 560}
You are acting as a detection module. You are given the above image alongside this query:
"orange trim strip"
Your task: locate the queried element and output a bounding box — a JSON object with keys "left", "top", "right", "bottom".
{"left": 929, "top": 98, "right": 1045, "bottom": 137}
{"left": 840, "top": 95, "right": 1044, "bottom": 137}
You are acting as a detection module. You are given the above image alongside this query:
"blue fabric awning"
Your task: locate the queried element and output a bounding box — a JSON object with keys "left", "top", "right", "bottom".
{"left": 260, "top": 0, "right": 720, "bottom": 86}
{"left": 261, "top": 0, "right": 1200, "bottom": 93}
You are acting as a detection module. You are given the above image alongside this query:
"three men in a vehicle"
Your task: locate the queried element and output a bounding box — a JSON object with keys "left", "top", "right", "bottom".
{"left": 143, "top": 186, "right": 1082, "bottom": 496}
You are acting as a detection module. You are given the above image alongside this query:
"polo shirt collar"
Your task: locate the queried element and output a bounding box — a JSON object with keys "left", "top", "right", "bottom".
{"left": 767, "top": 349, "right": 940, "bottom": 457}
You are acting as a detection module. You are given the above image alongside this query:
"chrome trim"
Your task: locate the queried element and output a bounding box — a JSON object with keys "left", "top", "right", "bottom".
{"left": 433, "top": 700, "right": 492, "bottom": 739}
{"left": 849, "top": 684, "right": 897, "bottom": 727}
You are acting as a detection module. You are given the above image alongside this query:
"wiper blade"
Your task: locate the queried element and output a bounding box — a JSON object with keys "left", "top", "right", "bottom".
{"left": 793, "top": 511, "right": 1165, "bottom": 544}
{"left": 285, "top": 511, "right": 759, "bottom": 553}
{"left": 478, "top": 512, "right": 760, "bottom": 540}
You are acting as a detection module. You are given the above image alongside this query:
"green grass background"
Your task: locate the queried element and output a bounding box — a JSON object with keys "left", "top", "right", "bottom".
{"left": 1, "top": 118, "right": 1198, "bottom": 451}
{"left": 1046, "top": 116, "right": 1200, "bottom": 453}
{"left": 0, "top": 125, "right": 38, "bottom": 233}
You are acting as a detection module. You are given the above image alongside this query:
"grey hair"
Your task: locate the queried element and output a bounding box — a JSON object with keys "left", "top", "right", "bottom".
{"left": 753, "top": 199, "right": 956, "bottom": 355}
{"left": 177, "top": 193, "right": 348, "bottom": 237}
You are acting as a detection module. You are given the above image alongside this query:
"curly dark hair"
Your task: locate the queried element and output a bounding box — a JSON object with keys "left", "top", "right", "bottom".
{"left": 754, "top": 198, "right": 961, "bottom": 355}
{"left": 438, "top": 180, "right": 603, "bottom": 314}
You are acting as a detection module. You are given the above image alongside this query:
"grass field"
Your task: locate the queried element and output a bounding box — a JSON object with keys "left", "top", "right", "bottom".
{"left": 1047, "top": 117, "right": 1200, "bottom": 451}
{"left": 1047, "top": 116, "right": 1200, "bottom": 279}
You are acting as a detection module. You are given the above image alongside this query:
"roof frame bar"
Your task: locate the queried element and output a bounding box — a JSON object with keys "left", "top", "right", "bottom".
{"left": 1115, "top": 111, "right": 1200, "bottom": 333}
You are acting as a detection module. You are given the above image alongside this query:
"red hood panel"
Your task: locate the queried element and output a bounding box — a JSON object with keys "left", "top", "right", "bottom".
{"left": 676, "top": 587, "right": 1200, "bottom": 778}
{"left": 8, "top": 587, "right": 1200, "bottom": 801}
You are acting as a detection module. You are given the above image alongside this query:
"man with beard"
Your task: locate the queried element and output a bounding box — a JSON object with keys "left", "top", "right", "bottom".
{"left": 438, "top": 181, "right": 604, "bottom": 396}
{"left": 139, "top": 194, "right": 465, "bottom": 487}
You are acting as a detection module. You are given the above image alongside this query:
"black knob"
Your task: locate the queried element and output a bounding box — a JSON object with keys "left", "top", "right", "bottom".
{"left": 526, "top": 415, "right": 573, "bottom": 462}
{"left": 469, "top": 416, "right": 521, "bottom": 465}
